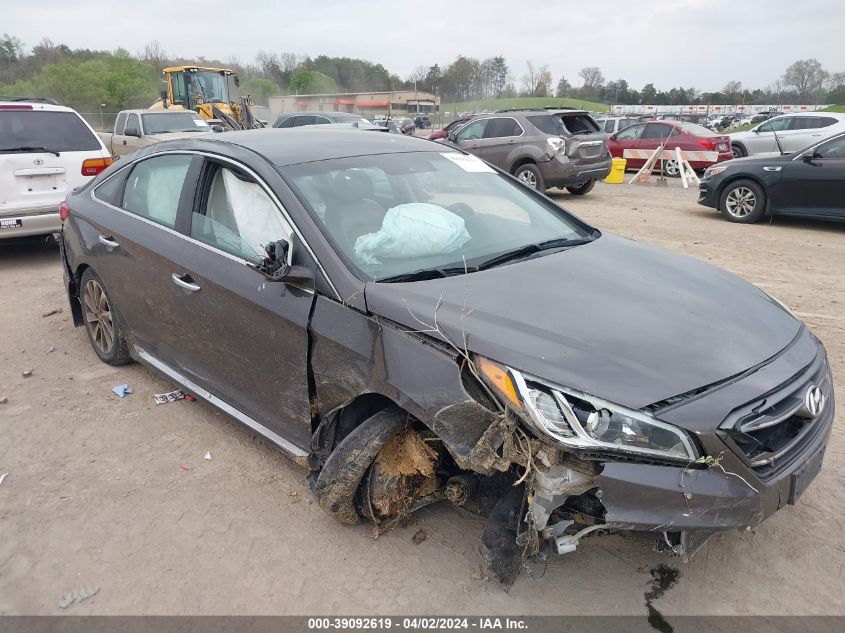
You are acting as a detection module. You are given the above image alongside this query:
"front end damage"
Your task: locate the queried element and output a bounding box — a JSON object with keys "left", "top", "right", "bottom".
{"left": 306, "top": 294, "right": 834, "bottom": 588}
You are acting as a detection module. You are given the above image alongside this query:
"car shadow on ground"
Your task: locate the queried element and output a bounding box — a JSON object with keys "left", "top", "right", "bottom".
{"left": 690, "top": 209, "right": 845, "bottom": 233}
{"left": 0, "top": 237, "right": 59, "bottom": 264}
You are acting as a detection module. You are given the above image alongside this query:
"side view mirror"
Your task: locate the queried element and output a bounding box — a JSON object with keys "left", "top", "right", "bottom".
{"left": 448, "top": 132, "right": 458, "bottom": 142}
{"left": 752, "top": 127, "right": 760, "bottom": 134}
{"left": 211, "top": 125, "right": 224, "bottom": 133}
{"left": 124, "top": 127, "right": 140, "bottom": 138}
{"left": 159, "top": 88, "right": 168, "bottom": 108}
{"left": 802, "top": 154, "right": 821, "bottom": 166}
{"left": 254, "top": 239, "right": 315, "bottom": 289}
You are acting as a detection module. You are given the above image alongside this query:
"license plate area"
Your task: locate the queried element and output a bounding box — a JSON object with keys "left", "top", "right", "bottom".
{"left": 788, "top": 445, "right": 825, "bottom": 504}
{"left": 0, "top": 218, "right": 23, "bottom": 230}
{"left": 18, "top": 173, "right": 66, "bottom": 194}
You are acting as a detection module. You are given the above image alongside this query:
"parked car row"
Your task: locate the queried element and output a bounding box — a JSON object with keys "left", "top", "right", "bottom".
{"left": 729, "top": 112, "right": 845, "bottom": 158}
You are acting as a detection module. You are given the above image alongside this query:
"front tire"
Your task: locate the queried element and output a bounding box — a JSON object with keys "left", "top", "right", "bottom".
{"left": 719, "top": 179, "right": 767, "bottom": 223}
{"left": 662, "top": 159, "right": 681, "bottom": 177}
{"left": 79, "top": 268, "right": 131, "bottom": 365}
{"left": 513, "top": 163, "right": 545, "bottom": 191}
{"left": 566, "top": 179, "right": 596, "bottom": 195}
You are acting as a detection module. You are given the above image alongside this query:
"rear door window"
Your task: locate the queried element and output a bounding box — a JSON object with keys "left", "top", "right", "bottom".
{"left": 642, "top": 123, "right": 677, "bottom": 139}
{"left": 484, "top": 118, "right": 522, "bottom": 138}
{"left": 122, "top": 154, "right": 194, "bottom": 229}
{"left": 293, "top": 116, "right": 316, "bottom": 127}
{"left": 0, "top": 111, "right": 100, "bottom": 153}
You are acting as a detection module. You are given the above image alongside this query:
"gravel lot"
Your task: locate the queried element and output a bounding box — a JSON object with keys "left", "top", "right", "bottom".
{"left": 1, "top": 179, "right": 843, "bottom": 615}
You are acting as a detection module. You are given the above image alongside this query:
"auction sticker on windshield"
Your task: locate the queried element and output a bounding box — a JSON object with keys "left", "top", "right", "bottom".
{"left": 441, "top": 152, "right": 495, "bottom": 173}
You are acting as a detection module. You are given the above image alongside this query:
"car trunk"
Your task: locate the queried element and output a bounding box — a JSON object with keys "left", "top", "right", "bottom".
{"left": 556, "top": 113, "right": 607, "bottom": 164}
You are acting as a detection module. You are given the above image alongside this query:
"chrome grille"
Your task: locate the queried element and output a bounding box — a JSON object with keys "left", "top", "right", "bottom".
{"left": 721, "top": 356, "right": 832, "bottom": 476}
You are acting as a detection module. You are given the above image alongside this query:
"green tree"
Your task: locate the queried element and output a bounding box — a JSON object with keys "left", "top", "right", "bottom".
{"left": 241, "top": 77, "right": 279, "bottom": 106}
{"left": 288, "top": 69, "right": 337, "bottom": 94}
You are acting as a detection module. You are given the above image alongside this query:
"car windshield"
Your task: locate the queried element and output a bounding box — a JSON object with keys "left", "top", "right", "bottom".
{"left": 283, "top": 151, "right": 591, "bottom": 281}
{"left": 142, "top": 112, "right": 210, "bottom": 134}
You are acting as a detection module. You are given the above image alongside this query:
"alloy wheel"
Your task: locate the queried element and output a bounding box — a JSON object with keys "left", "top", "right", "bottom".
{"left": 664, "top": 159, "right": 680, "bottom": 176}
{"left": 83, "top": 279, "right": 114, "bottom": 355}
{"left": 517, "top": 170, "right": 537, "bottom": 189}
{"left": 725, "top": 186, "right": 757, "bottom": 218}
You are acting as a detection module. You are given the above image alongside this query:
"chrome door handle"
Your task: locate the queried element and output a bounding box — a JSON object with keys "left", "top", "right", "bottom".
{"left": 171, "top": 273, "right": 201, "bottom": 292}
{"left": 98, "top": 235, "right": 119, "bottom": 249}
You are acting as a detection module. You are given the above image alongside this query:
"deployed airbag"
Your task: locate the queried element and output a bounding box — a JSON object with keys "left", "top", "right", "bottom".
{"left": 354, "top": 203, "right": 471, "bottom": 265}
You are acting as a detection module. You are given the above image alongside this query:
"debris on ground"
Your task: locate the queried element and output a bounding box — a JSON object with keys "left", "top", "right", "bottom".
{"left": 154, "top": 389, "right": 186, "bottom": 405}
{"left": 185, "top": 394, "right": 196, "bottom": 402}
{"left": 57, "top": 585, "right": 99, "bottom": 609}
{"left": 412, "top": 528, "right": 427, "bottom": 545}
{"left": 0, "top": 396, "right": 7, "bottom": 405}
{"left": 48, "top": 346, "right": 55, "bottom": 353}
{"left": 112, "top": 384, "right": 133, "bottom": 398}
{"left": 288, "top": 491, "right": 299, "bottom": 504}
{"left": 203, "top": 452, "right": 212, "bottom": 460}
{"left": 41, "top": 308, "right": 62, "bottom": 318}
{"left": 22, "top": 369, "right": 33, "bottom": 378}
{"left": 178, "top": 464, "right": 190, "bottom": 472}
{"left": 0, "top": 473, "right": 8, "bottom": 487}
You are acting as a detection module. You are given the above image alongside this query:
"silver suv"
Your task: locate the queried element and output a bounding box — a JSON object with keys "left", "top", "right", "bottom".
{"left": 439, "top": 108, "right": 611, "bottom": 195}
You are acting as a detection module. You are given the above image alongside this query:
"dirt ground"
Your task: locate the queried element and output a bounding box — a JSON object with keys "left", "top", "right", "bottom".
{"left": 1, "top": 179, "right": 843, "bottom": 616}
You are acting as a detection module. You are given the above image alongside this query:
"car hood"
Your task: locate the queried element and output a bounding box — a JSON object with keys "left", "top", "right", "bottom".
{"left": 364, "top": 234, "right": 800, "bottom": 416}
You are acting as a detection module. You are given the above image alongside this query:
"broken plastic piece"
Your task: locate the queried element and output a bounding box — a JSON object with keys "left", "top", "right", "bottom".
{"left": 0, "top": 473, "right": 8, "bottom": 487}
{"left": 112, "top": 384, "right": 133, "bottom": 398}
{"left": 57, "top": 585, "right": 99, "bottom": 609}
{"left": 203, "top": 452, "right": 212, "bottom": 460}
{"left": 154, "top": 389, "right": 186, "bottom": 404}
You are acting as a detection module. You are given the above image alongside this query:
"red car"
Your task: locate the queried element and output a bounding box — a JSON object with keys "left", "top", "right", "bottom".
{"left": 608, "top": 120, "right": 731, "bottom": 175}
{"left": 428, "top": 114, "right": 476, "bottom": 141}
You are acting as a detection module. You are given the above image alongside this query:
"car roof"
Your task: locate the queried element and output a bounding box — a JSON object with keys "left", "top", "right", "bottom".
{"left": 277, "top": 111, "right": 361, "bottom": 118}
{"left": 210, "top": 127, "right": 451, "bottom": 166}
{"left": 0, "top": 100, "right": 77, "bottom": 113}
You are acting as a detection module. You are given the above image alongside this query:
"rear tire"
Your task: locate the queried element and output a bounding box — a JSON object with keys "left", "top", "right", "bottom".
{"left": 513, "top": 163, "right": 545, "bottom": 192}
{"left": 731, "top": 143, "right": 746, "bottom": 159}
{"left": 662, "top": 159, "right": 681, "bottom": 177}
{"left": 79, "top": 268, "right": 131, "bottom": 366}
{"left": 719, "top": 179, "right": 767, "bottom": 223}
{"left": 566, "top": 179, "right": 596, "bottom": 196}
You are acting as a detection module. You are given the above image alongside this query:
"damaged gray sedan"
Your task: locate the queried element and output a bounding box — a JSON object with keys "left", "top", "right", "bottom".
{"left": 60, "top": 128, "right": 835, "bottom": 586}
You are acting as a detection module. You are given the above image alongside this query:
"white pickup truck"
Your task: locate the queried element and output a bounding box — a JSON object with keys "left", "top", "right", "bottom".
{"left": 98, "top": 109, "right": 213, "bottom": 159}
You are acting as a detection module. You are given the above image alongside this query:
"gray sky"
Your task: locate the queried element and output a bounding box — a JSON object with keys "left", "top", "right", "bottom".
{"left": 7, "top": 0, "right": 844, "bottom": 93}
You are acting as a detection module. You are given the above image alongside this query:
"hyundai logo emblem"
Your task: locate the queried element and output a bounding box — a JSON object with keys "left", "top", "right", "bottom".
{"left": 803, "top": 385, "right": 825, "bottom": 418}
{"left": 33, "top": 159, "right": 44, "bottom": 166}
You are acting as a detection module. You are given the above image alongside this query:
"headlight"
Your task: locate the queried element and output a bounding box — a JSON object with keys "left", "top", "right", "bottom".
{"left": 478, "top": 358, "right": 698, "bottom": 462}
{"left": 704, "top": 165, "right": 729, "bottom": 178}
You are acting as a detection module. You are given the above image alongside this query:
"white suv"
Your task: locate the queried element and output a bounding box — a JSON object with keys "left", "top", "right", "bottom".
{"left": 730, "top": 112, "right": 845, "bottom": 158}
{"left": 1, "top": 99, "right": 112, "bottom": 239}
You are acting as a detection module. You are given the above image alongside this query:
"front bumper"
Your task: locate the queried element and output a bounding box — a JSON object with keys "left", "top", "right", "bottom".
{"left": 536, "top": 328, "right": 834, "bottom": 555}
{"left": 697, "top": 178, "right": 720, "bottom": 209}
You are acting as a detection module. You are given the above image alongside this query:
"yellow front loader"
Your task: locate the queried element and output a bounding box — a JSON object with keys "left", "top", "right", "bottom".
{"left": 151, "top": 66, "right": 264, "bottom": 130}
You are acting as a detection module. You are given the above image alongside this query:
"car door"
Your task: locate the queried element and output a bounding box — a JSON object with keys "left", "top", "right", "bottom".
{"left": 609, "top": 123, "right": 645, "bottom": 166}
{"left": 770, "top": 135, "right": 845, "bottom": 219}
{"left": 476, "top": 117, "right": 523, "bottom": 169}
{"left": 160, "top": 156, "right": 315, "bottom": 448}
{"left": 86, "top": 152, "right": 203, "bottom": 362}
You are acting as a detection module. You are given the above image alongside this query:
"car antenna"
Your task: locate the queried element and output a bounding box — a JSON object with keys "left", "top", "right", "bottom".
{"left": 771, "top": 124, "right": 786, "bottom": 155}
